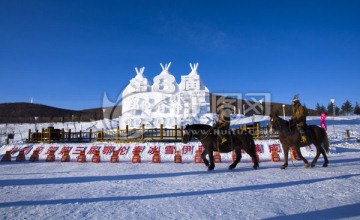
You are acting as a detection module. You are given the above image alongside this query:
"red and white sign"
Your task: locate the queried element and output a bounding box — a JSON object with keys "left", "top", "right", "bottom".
{"left": 22, "top": 146, "right": 33, "bottom": 155}
{"left": 268, "top": 144, "right": 281, "bottom": 153}
{"left": 10, "top": 147, "right": 19, "bottom": 155}
{"left": 255, "top": 144, "right": 263, "bottom": 153}
{"left": 148, "top": 146, "right": 160, "bottom": 154}
{"left": 102, "top": 146, "right": 115, "bottom": 155}
{"left": 197, "top": 145, "right": 204, "bottom": 152}
{"left": 87, "top": 146, "right": 100, "bottom": 155}
{"left": 34, "top": 146, "right": 45, "bottom": 154}
{"left": 45, "top": 146, "right": 59, "bottom": 154}
{"left": 117, "top": 146, "right": 130, "bottom": 156}
{"left": 59, "top": 146, "right": 72, "bottom": 155}
{"left": 132, "top": 146, "right": 145, "bottom": 153}
{"left": 165, "top": 145, "right": 175, "bottom": 154}
{"left": 181, "top": 145, "right": 193, "bottom": 155}
{"left": 73, "top": 146, "right": 86, "bottom": 154}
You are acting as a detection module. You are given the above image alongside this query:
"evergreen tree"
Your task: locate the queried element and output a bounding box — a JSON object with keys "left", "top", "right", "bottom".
{"left": 327, "top": 102, "right": 334, "bottom": 115}
{"left": 341, "top": 100, "right": 353, "bottom": 115}
{"left": 354, "top": 102, "right": 360, "bottom": 115}
{"left": 335, "top": 106, "right": 340, "bottom": 115}
{"left": 316, "top": 103, "right": 322, "bottom": 115}
{"left": 327, "top": 102, "right": 340, "bottom": 116}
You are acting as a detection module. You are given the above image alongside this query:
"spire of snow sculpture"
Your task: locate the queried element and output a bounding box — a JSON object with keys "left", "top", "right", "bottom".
{"left": 152, "top": 62, "right": 178, "bottom": 94}
{"left": 134, "top": 67, "right": 145, "bottom": 80}
{"left": 189, "top": 62, "right": 199, "bottom": 76}
{"left": 123, "top": 67, "right": 150, "bottom": 96}
{"left": 180, "top": 62, "right": 209, "bottom": 91}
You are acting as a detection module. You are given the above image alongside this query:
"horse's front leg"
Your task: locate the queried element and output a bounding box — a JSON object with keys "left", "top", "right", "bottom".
{"left": 311, "top": 148, "right": 321, "bottom": 167}
{"left": 294, "top": 146, "right": 309, "bottom": 168}
{"left": 281, "top": 147, "right": 289, "bottom": 169}
{"left": 201, "top": 150, "right": 209, "bottom": 167}
{"left": 229, "top": 148, "right": 241, "bottom": 170}
{"left": 207, "top": 147, "right": 215, "bottom": 171}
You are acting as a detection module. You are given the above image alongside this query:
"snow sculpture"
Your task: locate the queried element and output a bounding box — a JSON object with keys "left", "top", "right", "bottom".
{"left": 120, "top": 62, "right": 210, "bottom": 128}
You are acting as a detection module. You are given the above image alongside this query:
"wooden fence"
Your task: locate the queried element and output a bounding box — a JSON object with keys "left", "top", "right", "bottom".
{"left": 27, "top": 123, "right": 271, "bottom": 143}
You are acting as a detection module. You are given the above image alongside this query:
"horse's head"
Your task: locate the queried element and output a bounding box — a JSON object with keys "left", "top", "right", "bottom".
{"left": 182, "top": 124, "right": 208, "bottom": 143}
{"left": 182, "top": 124, "right": 193, "bottom": 144}
{"left": 269, "top": 113, "right": 280, "bottom": 134}
{"left": 269, "top": 113, "right": 289, "bottom": 134}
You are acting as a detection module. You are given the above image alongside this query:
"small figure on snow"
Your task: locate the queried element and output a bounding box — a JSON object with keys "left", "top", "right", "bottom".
{"left": 320, "top": 111, "right": 327, "bottom": 131}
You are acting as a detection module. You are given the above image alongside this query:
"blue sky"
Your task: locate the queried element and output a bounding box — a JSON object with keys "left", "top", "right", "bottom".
{"left": 0, "top": 0, "right": 359, "bottom": 110}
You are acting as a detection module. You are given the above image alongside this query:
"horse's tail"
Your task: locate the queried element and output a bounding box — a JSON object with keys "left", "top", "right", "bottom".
{"left": 322, "top": 130, "right": 330, "bottom": 154}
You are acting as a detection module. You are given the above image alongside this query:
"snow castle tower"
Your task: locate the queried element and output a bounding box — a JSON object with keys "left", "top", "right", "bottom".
{"left": 179, "top": 63, "right": 210, "bottom": 119}
{"left": 120, "top": 62, "right": 210, "bottom": 128}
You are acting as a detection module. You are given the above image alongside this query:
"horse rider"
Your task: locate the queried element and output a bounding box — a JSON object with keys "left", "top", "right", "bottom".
{"left": 215, "top": 102, "right": 232, "bottom": 146}
{"left": 290, "top": 96, "right": 307, "bottom": 143}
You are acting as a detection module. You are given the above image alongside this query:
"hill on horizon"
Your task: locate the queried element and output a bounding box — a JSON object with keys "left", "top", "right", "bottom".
{"left": 0, "top": 99, "right": 316, "bottom": 124}
{"left": 0, "top": 103, "right": 111, "bottom": 124}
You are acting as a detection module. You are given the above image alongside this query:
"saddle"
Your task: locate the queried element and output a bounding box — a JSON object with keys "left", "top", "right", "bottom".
{"left": 299, "top": 125, "right": 312, "bottom": 147}
{"left": 216, "top": 129, "right": 233, "bottom": 149}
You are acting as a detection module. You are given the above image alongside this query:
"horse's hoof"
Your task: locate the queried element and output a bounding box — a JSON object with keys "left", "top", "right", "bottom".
{"left": 280, "top": 165, "right": 287, "bottom": 170}
{"left": 228, "top": 165, "right": 234, "bottom": 170}
{"left": 208, "top": 164, "right": 215, "bottom": 171}
{"left": 208, "top": 167, "right": 215, "bottom": 171}
{"left": 323, "top": 163, "right": 328, "bottom": 167}
{"left": 253, "top": 166, "right": 258, "bottom": 170}
{"left": 305, "top": 163, "right": 310, "bottom": 168}
{"left": 311, "top": 164, "right": 316, "bottom": 168}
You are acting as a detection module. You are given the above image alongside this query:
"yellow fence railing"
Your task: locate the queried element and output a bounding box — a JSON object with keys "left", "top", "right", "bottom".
{"left": 27, "top": 124, "right": 270, "bottom": 143}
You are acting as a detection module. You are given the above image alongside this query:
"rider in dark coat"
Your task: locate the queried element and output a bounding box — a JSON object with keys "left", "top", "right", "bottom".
{"left": 290, "top": 96, "right": 307, "bottom": 143}
{"left": 215, "top": 103, "right": 232, "bottom": 145}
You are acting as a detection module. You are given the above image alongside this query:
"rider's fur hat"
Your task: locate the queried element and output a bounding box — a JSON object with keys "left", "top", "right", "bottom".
{"left": 292, "top": 95, "right": 300, "bottom": 104}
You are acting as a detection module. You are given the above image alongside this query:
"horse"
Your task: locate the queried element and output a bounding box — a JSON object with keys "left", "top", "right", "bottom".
{"left": 269, "top": 114, "right": 330, "bottom": 169}
{"left": 182, "top": 124, "right": 259, "bottom": 171}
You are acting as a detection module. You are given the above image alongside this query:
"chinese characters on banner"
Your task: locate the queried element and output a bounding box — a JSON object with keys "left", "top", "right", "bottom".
{"left": 45, "top": 146, "right": 59, "bottom": 154}
{"left": 255, "top": 144, "right": 263, "bottom": 153}
{"left": 118, "top": 146, "right": 130, "bottom": 155}
{"left": 72, "top": 146, "right": 86, "bottom": 154}
{"left": 165, "top": 145, "right": 175, "bottom": 154}
{"left": 268, "top": 144, "right": 281, "bottom": 153}
{"left": 87, "top": 146, "right": 100, "bottom": 155}
{"left": 9, "top": 143, "right": 291, "bottom": 160}
{"left": 102, "top": 146, "right": 115, "bottom": 155}
{"left": 59, "top": 146, "right": 72, "bottom": 154}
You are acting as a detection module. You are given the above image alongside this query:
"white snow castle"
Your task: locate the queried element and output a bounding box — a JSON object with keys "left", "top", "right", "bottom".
{"left": 120, "top": 62, "right": 210, "bottom": 128}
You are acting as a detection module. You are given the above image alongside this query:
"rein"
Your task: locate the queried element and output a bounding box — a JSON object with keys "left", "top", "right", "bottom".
{"left": 273, "top": 117, "right": 292, "bottom": 133}
{"left": 187, "top": 126, "right": 213, "bottom": 142}
{"left": 200, "top": 127, "right": 213, "bottom": 141}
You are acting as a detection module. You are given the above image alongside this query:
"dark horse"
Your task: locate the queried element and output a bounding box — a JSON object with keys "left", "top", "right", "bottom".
{"left": 269, "top": 114, "right": 330, "bottom": 169}
{"left": 182, "top": 124, "right": 259, "bottom": 171}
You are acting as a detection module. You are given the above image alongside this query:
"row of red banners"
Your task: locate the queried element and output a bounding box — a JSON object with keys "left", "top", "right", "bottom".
{"left": 6, "top": 143, "right": 283, "bottom": 156}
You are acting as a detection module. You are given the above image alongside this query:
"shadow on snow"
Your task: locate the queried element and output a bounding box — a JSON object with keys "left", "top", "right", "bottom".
{"left": 264, "top": 203, "right": 360, "bottom": 220}
{"left": 0, "top": 173, "right": 359, "bottom": 208}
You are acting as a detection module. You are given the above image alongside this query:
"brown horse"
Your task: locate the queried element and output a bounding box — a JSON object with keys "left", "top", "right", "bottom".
{"left": 269, "top": 114, "right": 329, "bottom": 169}
{"left": 182, "top": 124, "right": 259, "bottom": 171}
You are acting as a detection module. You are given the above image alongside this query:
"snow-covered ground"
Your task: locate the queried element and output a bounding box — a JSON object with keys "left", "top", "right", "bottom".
{"left": 1, "top": 117, "right": 360, "bottom": 219}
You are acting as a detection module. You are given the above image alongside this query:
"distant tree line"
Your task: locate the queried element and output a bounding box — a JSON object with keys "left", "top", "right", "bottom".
{"left": 315, "top": 100, "right": 360, "bottom": 116}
